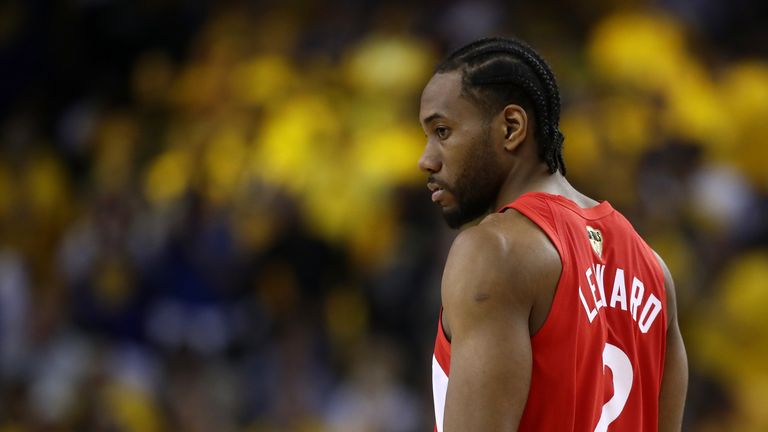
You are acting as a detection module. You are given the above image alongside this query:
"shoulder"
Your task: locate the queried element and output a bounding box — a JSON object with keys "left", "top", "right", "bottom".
{"left": 441, "top": 210, "right": 562, "bottom": 335}
{"left": 446, "top": 211, "right": 560, "bottom": 280}
{"left": 651, "top": 250, "right": 678, "bottom": 327}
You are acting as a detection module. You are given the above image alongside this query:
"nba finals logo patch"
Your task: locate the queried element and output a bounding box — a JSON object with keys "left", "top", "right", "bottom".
{"left": 586, "top": 226, "right": 603, "bottom": 258}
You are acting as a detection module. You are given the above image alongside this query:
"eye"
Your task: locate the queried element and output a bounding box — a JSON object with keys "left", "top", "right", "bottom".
{"left": 435, "top": 126, "right": 450, "bottom": 140}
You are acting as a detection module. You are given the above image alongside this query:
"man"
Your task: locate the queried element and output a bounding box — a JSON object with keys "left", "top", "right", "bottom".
{"left": 419, "top": 37, "right": 688, "bottom": 431}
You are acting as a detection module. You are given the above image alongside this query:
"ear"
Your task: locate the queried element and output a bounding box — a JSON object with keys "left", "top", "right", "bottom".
{"left": 501, "top": 104, "right": 528, "bottom": 152}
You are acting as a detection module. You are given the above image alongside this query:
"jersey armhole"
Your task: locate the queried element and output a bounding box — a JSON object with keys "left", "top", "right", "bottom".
{"left": 508, "top": 200, "right": 569, "bottom": 341}
{"left": 435, "top": 307, "right": 452, "bottom": 371}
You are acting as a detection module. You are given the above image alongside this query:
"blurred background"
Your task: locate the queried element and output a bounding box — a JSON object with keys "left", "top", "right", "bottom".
{"left": 0, "top": 0, "right": 767, "bottom": 431}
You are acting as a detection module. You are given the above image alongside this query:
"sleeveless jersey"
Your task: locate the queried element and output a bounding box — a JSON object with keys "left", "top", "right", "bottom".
{"left": 432, "top": 192, "right": 668, "bottom": 431}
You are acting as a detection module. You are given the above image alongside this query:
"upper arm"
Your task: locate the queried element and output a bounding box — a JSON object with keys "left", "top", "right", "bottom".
{"left": 654, "top": 253, "right": 688, "bottom": 432}
{"left": 441, "top": 218, "right": 561, "bottom": 432}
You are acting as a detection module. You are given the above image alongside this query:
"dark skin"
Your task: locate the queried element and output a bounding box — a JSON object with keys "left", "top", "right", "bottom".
{"left": 418, "top": 71, "right": 688, "bottom": 431}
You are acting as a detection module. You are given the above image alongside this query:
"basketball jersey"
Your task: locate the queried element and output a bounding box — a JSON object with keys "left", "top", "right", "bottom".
{"left": 432, "top": 192, "right": 667, "bottom": 431}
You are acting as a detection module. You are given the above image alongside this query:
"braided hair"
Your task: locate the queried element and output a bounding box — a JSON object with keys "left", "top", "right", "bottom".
{"left": 436, "top": 37, "right": 566, "bottom": 175}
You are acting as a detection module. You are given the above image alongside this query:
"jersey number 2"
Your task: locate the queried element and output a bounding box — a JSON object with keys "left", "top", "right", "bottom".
{"left": 594, "top": 343, "right": 633, "bottom": 432}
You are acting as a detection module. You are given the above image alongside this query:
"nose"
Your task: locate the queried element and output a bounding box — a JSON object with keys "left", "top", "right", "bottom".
{"left": 418, "top": 142, "right": 441, "bottom": 174}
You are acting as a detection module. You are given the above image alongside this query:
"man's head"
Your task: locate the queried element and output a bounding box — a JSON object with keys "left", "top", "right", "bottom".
{"left": 418, "top": 37, "right": 565, "bottom": 228}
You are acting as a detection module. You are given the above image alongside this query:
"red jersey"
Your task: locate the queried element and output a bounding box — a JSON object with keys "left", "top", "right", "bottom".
{"left": 432, "top": 192, "right": 667, "bottom": 431}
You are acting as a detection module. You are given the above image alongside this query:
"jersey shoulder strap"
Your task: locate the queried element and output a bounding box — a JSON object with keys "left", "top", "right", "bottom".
{"left": 500, "top": 192, "right": 562, "bottom": 252}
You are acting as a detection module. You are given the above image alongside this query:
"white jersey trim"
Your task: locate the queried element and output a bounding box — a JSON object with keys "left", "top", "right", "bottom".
{"left": 432, "top": 354, "right": 449, "bottom": 432}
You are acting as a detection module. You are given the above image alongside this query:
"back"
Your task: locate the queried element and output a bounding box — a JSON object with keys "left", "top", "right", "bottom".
{"left": 509, "top": 192, "right": 667, "bottom": 431}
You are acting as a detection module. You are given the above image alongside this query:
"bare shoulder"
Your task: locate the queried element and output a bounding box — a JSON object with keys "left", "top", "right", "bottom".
{"left": 441, "top": 210, "right": 562, "bottom": 336}
{"left": 446, "top": 212, "right": 558, "bottom": 277}
{"left": 651, "top": 251, "right": 674, "bottom": 291}
{"left": 651, "top": 250, "right": 678, "bottom": 325}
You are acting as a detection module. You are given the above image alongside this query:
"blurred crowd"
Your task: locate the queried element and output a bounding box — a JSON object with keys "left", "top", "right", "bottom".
{"left": 0, "top": 1, "right": 767, "bottom": 431}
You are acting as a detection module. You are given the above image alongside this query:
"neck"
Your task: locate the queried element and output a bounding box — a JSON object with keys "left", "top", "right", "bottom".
{"left": 492, "top": 160, "right": 573, "bottom": 211}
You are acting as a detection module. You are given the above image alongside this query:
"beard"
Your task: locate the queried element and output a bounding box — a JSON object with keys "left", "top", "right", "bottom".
{"left": 440, "top": 133, "right": 504, "bottom": 229}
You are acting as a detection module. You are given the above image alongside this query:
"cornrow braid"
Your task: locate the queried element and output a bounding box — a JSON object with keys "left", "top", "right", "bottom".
{"left": 436, "top": 37, "right": 566, "bottom": 175}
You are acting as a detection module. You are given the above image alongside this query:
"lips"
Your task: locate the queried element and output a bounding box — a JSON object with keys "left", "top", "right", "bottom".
{"left": 427, "top": 181, "right": 447, "bottom": 203}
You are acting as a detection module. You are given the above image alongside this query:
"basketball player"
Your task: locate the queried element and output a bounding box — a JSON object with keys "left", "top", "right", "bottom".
{"left": 419, "top": 38, "right": 688, "bottom": 431}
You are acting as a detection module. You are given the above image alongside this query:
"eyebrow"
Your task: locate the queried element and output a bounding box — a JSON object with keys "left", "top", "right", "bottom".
{"left": 421, "top": 112, "right": 447, "bottom": 125}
